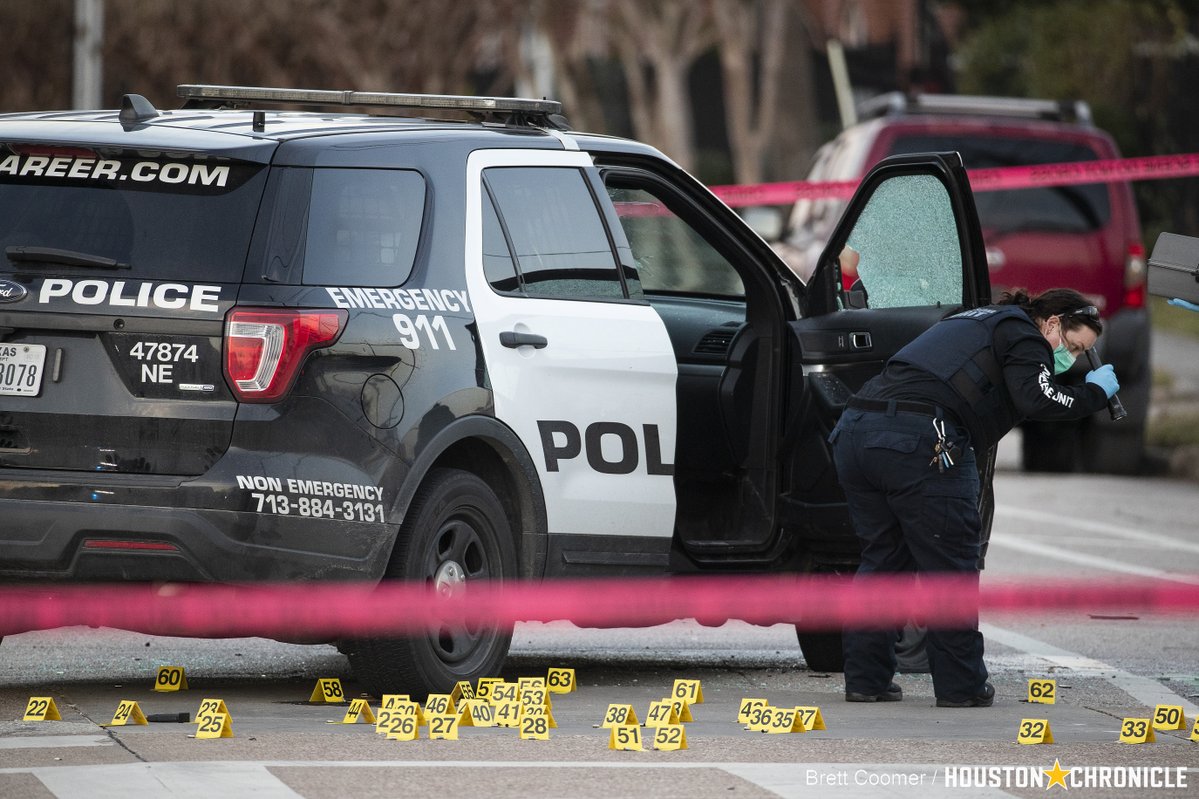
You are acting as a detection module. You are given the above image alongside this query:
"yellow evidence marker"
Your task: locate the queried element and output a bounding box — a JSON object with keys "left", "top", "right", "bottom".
{"left": 609, "top": 724, "right": 643, "bottom": 751}
{"left": 765, "top": 708, "right": 800, "bottom": 734}
{"left": 424, "top": 693, "right": 455, "bottom": 717}
{"left": 196, "top": 711, "right": 233, "bottom": 739}
{"left": 793, "top": 706, "right": 826, "bottom": 731}
{"left": 475, "top": 677, "right": 502, "bottom": 702}
{"left": 333, "top": 698, "right": 376, "bottom": 725}
{"left": 547, "top": 667, "right": 576, "bottom": 694}
{"left": 428, "top": 713, "right": 460, "bottom": 740}
{"left": 672, "top": 678, "right": 703, "bottom": 705}
{"left": 308, "top": 677, "right": 346, "bottom": 703}
{"left": 1189, "top": 717, "right": 1199, "bottom": 742}
{"left": 745, "top": 705, "right": 776, "bottom": 732}
{"left": 379, "top": 694, "right": 410, "bottom": 710}
{"left": 1119, "top": 718, "right": 1156, "bottom": 744}
{"left": 153, "top": 665, "right": 189, "bottom": 692}
{"left": 374, "top": 701, "right": 424, "bottom": 733}
{"left": 667, "top": 699, "right": 694, "bottom": 722}
{"left": 520, "top": 680, "right": 551, "bottom": 708}
{"left": 653, "top": 724, "right": 688, "bottom": 751}
{"left": 1027, "top": 678, "right": 1056, "bottom": 705}
{"left": 108, "top": 700, "right": 148, "bottom": 727}
{"left": 1016, "top": 718, "right": 1054, "bottom": 745}
{"left": 195, "top": 698, "right": 229, "bottom": 723}
{"left": 1152, "top": 704, "right": 1188, "bottom": 731}
{"left": 493, "top": 698, "right": 522, "bottom": 728}
{"left": 519, "top": 709, "right": 551, "bottom": 740}
{"left": 382, "top": 712, "right": 421, "bottom": 741}
{"left": 601, "top": 703, "right": 639, "bottom": 728}
{"left": 23, "top": 697, "right": 62, "bottom": 722}
{"left": 518, "top": 676, "right": 546, "bottom": 694}
{"left": 737, "top": 697, "right": 768, "bottom": 724}
{"left": 461, "top": 700, "right": 496, "bottom": 727}
{"left": 489, "top": 681, "right": 519, "bottom": 704}
{"left": 451, "top": 681, "right": 474, "bottom": 703}
{"left": 520, "top": 702, "right": 557, "bottom": 728}
{"left": 645, "top": 699, "right": 680, "bottom": 728}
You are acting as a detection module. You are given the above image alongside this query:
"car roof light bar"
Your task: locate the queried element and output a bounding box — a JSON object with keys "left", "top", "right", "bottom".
{"left": 176, "top": 84, "right": 563, "bottom": 117}
{"left": 858, "top": 91, "right": 1092, "bottom": 125}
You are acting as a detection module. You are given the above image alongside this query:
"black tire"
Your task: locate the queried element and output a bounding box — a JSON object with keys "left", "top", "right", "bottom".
{"left": 346, "top": 468, "right": 516, "bottom": 700}
{"left": 796, "top": 629, "right": 844, "bottom": 672}
{"left": 1020, "top": 421, "right": 1079, "bottom": 472}
{"left": 1082, "top": 422, "right": 1145, "bottom": 475}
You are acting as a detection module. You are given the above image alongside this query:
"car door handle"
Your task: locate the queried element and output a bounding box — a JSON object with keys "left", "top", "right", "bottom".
{"left": 850, "top": 332, "right": 872, "bottom": 349}
{"left": 499, "top": 331, "right": 548, "bottom": 349}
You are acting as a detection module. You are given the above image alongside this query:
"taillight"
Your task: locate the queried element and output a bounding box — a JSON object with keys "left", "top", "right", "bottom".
{"left": 223, "top": 308, "right": 347, "bottom": 402}
{"left": 1123, "top": 241, "right": 1146, "bottom": 310}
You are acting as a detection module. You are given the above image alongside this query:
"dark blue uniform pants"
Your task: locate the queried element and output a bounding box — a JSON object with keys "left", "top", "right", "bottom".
{"left": 830, "top": 406, "right": 988, "bottom": 703}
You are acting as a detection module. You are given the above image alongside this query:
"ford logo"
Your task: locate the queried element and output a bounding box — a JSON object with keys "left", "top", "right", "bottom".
{"left": 0, "top": 279, "right": 29, "bottom": 304}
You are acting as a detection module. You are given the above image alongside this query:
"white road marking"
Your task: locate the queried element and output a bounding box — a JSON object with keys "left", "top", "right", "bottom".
{"left": 995, "top": 535, "right": 1199, "bottom": 584}
{"left": 997, "top": 506, "right": 1199, "bottom": 555}
{"left": 982, "top": 622, "right": 1199, "bottom": 717}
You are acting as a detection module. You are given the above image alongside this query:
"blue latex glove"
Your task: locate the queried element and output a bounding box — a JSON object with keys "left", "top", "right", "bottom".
{"left": 1085, "top": 363, "right": 1120, "bottom": 399}
{"left": 1168, "top": 297, "right": 1199, "bottom": 313}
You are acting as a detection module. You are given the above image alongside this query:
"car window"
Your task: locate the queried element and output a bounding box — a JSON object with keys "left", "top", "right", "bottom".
{"left": 0, "top": 148, "right": 267, "bottom": 282}
{"left": 302, "top": 168, "right": 426, "bottom": 286}
{"left": 607, "top": 185, "right": 744, "bottom": 299}
{"left": 888, "top": 134, "right": 1110, "bottom": 233}
{"left": 481, "top": 187, "right": 519, "bottom": 293}
{"left": 251, "top": 166, "right": 426, "bottom": 287}
{"left": 843, "top": 173, "right": 962, "bottom": 309}
{"left": 484, "top": 166, "right": 624, "bottom": 301}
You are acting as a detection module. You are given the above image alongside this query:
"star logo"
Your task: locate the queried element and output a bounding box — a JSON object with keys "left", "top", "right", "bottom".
{"left": 1045, "top": 759, "right": 1072, "bottom": 790}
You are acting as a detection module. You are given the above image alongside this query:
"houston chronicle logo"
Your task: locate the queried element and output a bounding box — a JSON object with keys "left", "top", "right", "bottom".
{"left": 944, "top": 760, "right": 1188, "bottom": 790}
{"left": 806, "top": 762, "right": 1188, "bottom": 790}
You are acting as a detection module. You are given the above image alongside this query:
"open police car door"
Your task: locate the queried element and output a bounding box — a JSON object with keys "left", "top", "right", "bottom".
{"left": 784, "top": 152, "right": 993, "bottom": 571}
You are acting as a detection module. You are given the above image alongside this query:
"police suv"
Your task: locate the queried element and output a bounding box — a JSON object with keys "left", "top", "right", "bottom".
{"left": 0, "top": 85, "right": 994, "bottom": 696}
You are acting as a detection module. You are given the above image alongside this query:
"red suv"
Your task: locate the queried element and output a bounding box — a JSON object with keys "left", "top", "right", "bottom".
{"left": 778, "top": 93, "right": 1149, "bottom": 474}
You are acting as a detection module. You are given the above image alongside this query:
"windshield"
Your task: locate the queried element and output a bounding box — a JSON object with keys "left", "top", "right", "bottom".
{"left": 0, "top": 145, "right": 268, "bottom": 282}
{"left": 887, "top": 134, "right": 1110, "bottom": 234}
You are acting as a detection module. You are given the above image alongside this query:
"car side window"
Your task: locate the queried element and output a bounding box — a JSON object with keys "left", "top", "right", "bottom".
{"left": 843, "top": 173, "right": 962, "bottom": 309}
{"left": 606, "top": 184, "right": 744, "bottom": 299}
{"left": 302, "top": 168, "right": 426, "bottom": 287}
{"left": 483, "top": 166, "right": 624, "bottom": 301}
{"left": 481, "top": 187, "right": 520, "bottom": 293}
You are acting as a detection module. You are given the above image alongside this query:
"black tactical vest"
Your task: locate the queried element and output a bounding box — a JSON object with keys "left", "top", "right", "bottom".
{"left": 889, "top": 305, "right": 1032, "bottom": 449}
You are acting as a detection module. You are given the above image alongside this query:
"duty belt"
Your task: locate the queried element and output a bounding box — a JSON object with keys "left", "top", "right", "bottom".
{"left": 846, "top": 396, "right": 941, "bottom": 418}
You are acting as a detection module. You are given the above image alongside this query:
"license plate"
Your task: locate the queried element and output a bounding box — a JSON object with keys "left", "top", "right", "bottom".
{"left": 0, "top": 343, "right": 47, "bottom": 396}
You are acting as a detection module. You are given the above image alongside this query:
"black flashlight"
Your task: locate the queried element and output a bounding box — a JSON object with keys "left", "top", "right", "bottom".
{"left": 1084, "top": 349, "right": 1127, "bottom": 422}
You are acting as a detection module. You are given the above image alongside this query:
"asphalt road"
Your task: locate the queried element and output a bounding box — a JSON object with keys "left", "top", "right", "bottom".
{"left": 2, "top": 462, "right": 1197, "bottom": 799}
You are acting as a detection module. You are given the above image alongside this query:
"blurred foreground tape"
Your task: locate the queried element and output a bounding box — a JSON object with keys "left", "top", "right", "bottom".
{"left": 1, "top": 575, "right": 1198, "bottom": 639}
{"left": 710, "top": 152, "right": 1199, "bottom": 207}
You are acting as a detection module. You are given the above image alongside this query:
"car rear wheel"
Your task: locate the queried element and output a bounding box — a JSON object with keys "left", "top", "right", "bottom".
{"left": 1020, "top": 420, "right": 1080, "bottom": 472}
{"left": 346, "top": 468, "right": 516, "bottom": 700}
{"left": 796, "top": 629, "right": 844, "bottom": 672}
{"left": 1082, "top": 422, "right": 1145, "bottom": 475}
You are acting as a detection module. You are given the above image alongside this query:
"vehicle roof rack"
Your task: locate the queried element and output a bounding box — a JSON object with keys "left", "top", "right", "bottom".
{"left": 857, "top": 91, "right": 1092, "bottom": 125}
{"left": 176, "top": 84, "right": 566, "bottom": 128}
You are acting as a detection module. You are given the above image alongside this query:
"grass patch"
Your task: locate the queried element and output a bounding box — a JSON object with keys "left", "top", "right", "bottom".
{"left": 1148, "top": 410, "right": 1199, "bottom": 447}
{"left": 1150, "top": 295, "right": 1199, "bottom": 339}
